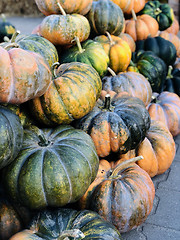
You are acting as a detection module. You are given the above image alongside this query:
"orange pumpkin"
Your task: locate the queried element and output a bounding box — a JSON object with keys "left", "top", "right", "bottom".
{"left": 111, "top": 0, "right": 146, "bottom": 15}
{"left": 94, "top": 33, "right": 132, "bottom": 73}
{"left": 118, "top": 32, "right": 136, "bottom": 52}
{"left": 164, "top": 17, "right": 180, "bottom": 35}
{"left": 125, "top": 11, "right": 159, "bottom": 41}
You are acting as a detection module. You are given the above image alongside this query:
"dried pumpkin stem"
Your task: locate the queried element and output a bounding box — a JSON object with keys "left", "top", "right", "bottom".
{"left": 104, "top": 94, "right": 111, "bottom": 109}
{"left": 38, "top": 134, "right": 50, "bottom": 147}
{"left": 58, "top": 229, "right": 85, "bottom": 240}
{"left": 10, "top": 30, "right": 20, "bottom": 43}
{"left": 4, "top": 42, "right": 19, "bottom": 50}
{"left": 57, "top": 2, "right": 66, "bottom": 16}
{"left": 107, "top": 67, "right": 116, "bottom": 76}
{"left": 51, "top": 62, "right": 61, "bottom": 78}
{"left": 72, "top": 36, "right": 85, "bottom": 53}
{"left": 154, "top": 8, "right": 162, "bottom": 15}
{"left": 110, "top": 156, "right": 143, "bottom": 178}
{"left": 131, "top": 9, "right": 137, "bottom": 21}
{"left": 105, "top": 31, "right": 115, "bottom": 46}
{"left": 166, "top": 65, "right": 173, "bottom": 79}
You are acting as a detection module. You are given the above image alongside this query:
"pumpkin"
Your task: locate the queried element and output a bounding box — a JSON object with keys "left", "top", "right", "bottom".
{"left": 3, "top": 125, "right": 99, "bottom": 210}
{"left": 159, "top": 31, "right": 180, "bottom": 57}
{"left": 129, "top": 50, "right": 167, "bottom": 92}
{"left": 0, "top": 44, "right": 52, "bottom": 104}
{"left": 147, "top": 91, "right": 180, "bottom": 136}
{"left": 87, "top": 0, "right": 125, "bottom": 36}
{"left": 174, "top": 57, "right": 180, "bottom": 69}
{"left": 111, "top": 0, "right": 146, "bottom": 15}
{"left": 139, "top": 0, "right": 174, "bottom": 31}
{"left": 135, "top": 36, "right": 177, "bottom": 66}
{"left": 102, "top": 69, "right": 152, "bottom": 106}
{"left": 0, "top": 14, "right": 16, "bottom": 42}
{"left": 119, "top": 32, "right": 136, "bottom": 52}
{"left": 78, "top": 156, "right": 155, "bottom": 233}
{"left": 74, "top": 91, "right": 150, "bottom": 158}
{"left": 60, "top": 37, "right": 109, "bottom": 77}
{"left": 39, "top": 5, "right": 90, "bottom": 46}
{"left": 136, "top": 120, "right": 176, "bottom": 177}
{"left": 164, "top": 17, "right": 180, "bottom": 35}
{"left": 10, "top": 208, "right": 123, "bottom": 240}
{"left": 125, "top": 10, "right": 159, "bottom": 41}
{"left": 94, "top": 32, "right": 132, "bottom": 73}
{"left": 164, "top": 66, "right": 180, "bottom": 96}
{"left": 29, "top": 62, "right": 102, "bottom": 126}
{"left": 35, "top": 0, "right": 93, "bottom": 16}
{"left": 0, "top": 107, "right": 23, "bottom": 170}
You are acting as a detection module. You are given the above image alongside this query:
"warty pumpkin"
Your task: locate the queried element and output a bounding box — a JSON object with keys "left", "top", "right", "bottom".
{"left": 10, "top": 208, "right": 123, "bottom": 240}
{"left": 3, "top": 125, "right": 99, "bottom": 210}
{"left": 78, "top": 156, "right": 155, "bottom": 233}
{"left": 74, "top": 91, "right": 150, "bottom": 158}
{"left": 29, "top": 62, "right": 102, "bottom": 126}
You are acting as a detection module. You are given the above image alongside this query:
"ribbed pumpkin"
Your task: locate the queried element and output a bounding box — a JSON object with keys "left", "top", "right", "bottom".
{"left": 0, "top": 107, "right": 23, "bottom": 170}
{"left": 74, "top": 91, "right": 150, "bottom": 158}
{"left": 164, "top": 66, "right": 180, "bottom": 96}
{"left": 87, "top": 0, "right": 125, "bottom": 36}
{"left": 3, "top": 125, "right": 99, "bottom": 210}
{"left": 94, "top": 33, "right": 132, "bottom": 73}
{"left": 147, "top": 91, "right": 180, "bottom": 137}
{"left": 136, "top": 120, "right": 176, "bottom": 177}
{"left": 164, "top": 17, "right": 180, "bottom": 35}
{"left": 10, "top": 208, "right": 123, "bottom": 240}
{"left": 111, "top": 0, "right": 146, "bottom": 14}
{"left": 29, "top": 62, "right": 102, "bottom": 126}
{"left": 102, "top": 69, "right": 152, "bottom": 106}
{"left": 35, "top": 0, "right": 93, "bottom": 15}
{"left": 125, "top": 10, "right": 159, "bottom": 41}
{"left": 0, "top": 45, "right": 52, "bottom": 104}
{"left": 119, "top": 32, "right": 136, "bottom": 52}
{"left": 60, "top": 38, "right": 109, "bottom": 77}
{"left": 39, "top": 6, "right": 90, "bottom": 45}
{"left": 78, "top": 156, "right": 155, "bottom": 233}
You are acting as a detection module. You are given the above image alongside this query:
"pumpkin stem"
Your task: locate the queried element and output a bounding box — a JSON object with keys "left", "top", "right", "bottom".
{"left": 3, "top": 42, "right": 19, "bottom": 50}
{"left": 131, "top": 9, "right": 137, "bottom": 21}
{"left": 58, "top": 229, "right": 85, "bottom": 240}
{"left": 1, "top": 14, "right": 6, "bottom": 22}
{"left": 72, "top": 36, "right": 85, "bottom": 53}
{"left": 38, "top": 134, "right": 50, "bottom": 147}
{"left": 104, "top": 94, "right": 111, "bottom": 110}
{"left": 154, "top": 8, "right": 162, "bottom": 15}
{"left": 10, "top": 30, "right": 20, "bottom": 43}
{"left": 107, "top": 67, "right": 116, "bottom": 76}
{"left": 57, "top": 2, "right": 66, "bottom": 16}
{"left": 51, "top": 62, "right": 61, "bottom": 78}
{"left": 110, "top": 156, "right": 143, "bottom": 178}
{"left": 166, "top": 65, "right": 173, "bottom": 79}
{"left": 105, "top": 31, "right": 115, "bottom": 46}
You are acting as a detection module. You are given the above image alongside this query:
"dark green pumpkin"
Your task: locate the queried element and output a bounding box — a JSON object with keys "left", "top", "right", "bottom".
{"left": 10, "top": 208, "right": 122, "bottom": 240}
{"left": 139, "top": 0, "right": 174, "bottom": 31}
{"left": 0, "top": 15, "right": 16, "bottom": 42}
{"left": 135, "top": 36, "right": 177, "bottom": 66}
{"left": 60, "top": 38, "right": 109, "bottom": 77}
{"left": 164, "top": 66, "right": 180, "bottom": 96}
{"left": 130, "top": 50, "right": 167, "bottom": 92}
{"left": 3, "top": 125, "right": 99, "bottom": 210}
{"left": 0, "top": 107, "right": 23, "bottom": 170}
{"left": 87, "top": 0, "right": 125, "bottom": 37}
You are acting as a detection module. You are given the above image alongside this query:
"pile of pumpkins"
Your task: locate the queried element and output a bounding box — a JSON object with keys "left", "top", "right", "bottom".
{"left": 0, "top": 0, "right": 180, "bottom": 239}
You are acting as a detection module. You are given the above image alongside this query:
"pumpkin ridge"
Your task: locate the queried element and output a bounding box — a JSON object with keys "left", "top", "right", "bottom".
{"left": 41, "top": 150, "right": 48, "bottom": 207}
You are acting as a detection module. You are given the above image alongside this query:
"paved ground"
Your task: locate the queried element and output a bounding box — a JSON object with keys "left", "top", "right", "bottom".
{"left": 4, "top": 15, "right": 180, "bottom": 240}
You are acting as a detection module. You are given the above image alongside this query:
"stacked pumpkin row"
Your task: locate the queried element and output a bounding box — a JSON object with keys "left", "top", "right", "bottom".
{"left": 0, "top": 0, "right": 180, "bottom": 239}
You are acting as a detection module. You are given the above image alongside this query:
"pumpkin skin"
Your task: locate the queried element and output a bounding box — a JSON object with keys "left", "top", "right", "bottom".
{"left": 139, "top": 0, "right": 174, "bottom": 31}
{"left": 136, "top": 120, "right": 176, "bottom": 177}
{"left": 102, "top": 71, "right": 152, "bottom": 106}
{"left": 147, "top": 91, "right": 180, "bottom": 137}
{"left": 119, "top": 32, "right": 136, "bottom": 52}
{"left": 29, "top": 62, "right": 102, "bottom": 126}
{"left": 60, "top": 38, "right": 109, "bottom": 77}
{"left": 94, "top": 34, "right": 132, "bottom": 73}
{"left": 164, "top": 66, "right": 180, "bottom": 96}
{"left": 39, "top": 13, "right": 90, "bottom": 45}
{"left": 164, "top": 17, "right": 179, "bottom": 35}
{"left": 78, "top": 157, "right": 155, "bottom": 233}
{"left": 135, "top": 36, "right": 177, "bottom": 66}
{"left": 3, "top": 125, "right": 99, "bottom": 210}
{"left": 0, "top": 46, "right": 52, "bottom": 104}
{"left": 0, "top": 107, "right": 23, "bottom": 170}
{"left": 87, "top": 0, "right": 125, "bottom": 36}
{"left": 10, "top": 208, "right": 123, "bottom": 240}
{"left": 35, "top": 0, "right": 93, "bottom": 16}
{"left": 74, "top": 91, "right": 150, "bottom": 158}
{"left": 125, "top": 13, "right": 159, "bottom": 41}
{"left": 111, "top": 0, "right": 145, "bottom": 15}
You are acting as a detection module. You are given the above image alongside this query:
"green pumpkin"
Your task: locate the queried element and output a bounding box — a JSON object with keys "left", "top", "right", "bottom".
{"left": 10, "top": 208, "right": 123, "bottom": 240}
{"left": 164, "top": 66, "right": 180, "bottom": 96}
{"left": 135, "top": 36, "right": 177, "bottom": 66}
{"left": 60, "top": 38, "right": 109, "bottom": 77}
{"left": 3, "top": 125, "right": 99, "bottom": 210}
{"left": 0, "top": 107, "right": 23, "bottom": 170}
{"left": 87, "top": 0, "right": 125, "bottom": 37}
{"left": 139, "top": 0, "right": 174, "bottom": 31}
{"left": 130, "top": 50, "right": 167, "bottom": 93}
{"left": 0, "top": 14, "right": 16, "bottom": 42}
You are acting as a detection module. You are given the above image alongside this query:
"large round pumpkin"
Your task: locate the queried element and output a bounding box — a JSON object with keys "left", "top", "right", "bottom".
{"left": 3, "top": 125, "right": 99, "bottom": 210}
{"left": 0, "top": 45, "right": 52, "bottom": 104}
{"left": 74, "top": 91, "right": 150, "bottom": 158}
{"left": 78, "top": 157, "right": 155, "bottom": 233}
{"left": 0, "top": 107, "right": 23, "bottom": 170}
{"left": 10, "top": 208, "right": 123, "bottom": 240}
{"left": 136, "top": 120, "right": 176, "bottom": 177}
{"left": 29, "top": 62, "right": 102, "bottom": 126}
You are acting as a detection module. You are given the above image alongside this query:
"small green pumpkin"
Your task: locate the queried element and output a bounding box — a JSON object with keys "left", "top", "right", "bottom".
{"left": 164, "top": 66, "right": 180, "bottom": 96}
{"left": 0, "top": 14, "right": 16, "bottom": 42}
